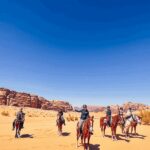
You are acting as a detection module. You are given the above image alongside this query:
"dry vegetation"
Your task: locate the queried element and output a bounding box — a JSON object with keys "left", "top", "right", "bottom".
{"left": 1, "top": 110, "right": 9, "bottom": 116}
{"left": 139, "top": 110, "right": 150, "bottom": 125}
{"left": 66, "top": 114, "right": 78, "bottom": 122}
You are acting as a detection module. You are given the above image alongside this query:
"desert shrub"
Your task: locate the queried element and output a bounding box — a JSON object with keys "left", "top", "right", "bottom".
{"left": 70, "top": 115, "right": 75, "bottom": 121}
{"left": 1, "top": 111, "right": 9, "bottom": 116}
{"left": 75, "top": 116, "right": 78, "bottom": 121}
{"left": 66, "top": 117, "right": 70, "bottom": 122}
{"left": 66, "top": 114, "right": 78, "bottom": 122}
{"left": 139, "top": 110, "right": 150, "bottom": 125}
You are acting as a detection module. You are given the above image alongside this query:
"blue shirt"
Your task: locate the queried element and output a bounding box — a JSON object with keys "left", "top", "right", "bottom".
{"left": 75, "top": 109, "right": 89, "bottom": 120}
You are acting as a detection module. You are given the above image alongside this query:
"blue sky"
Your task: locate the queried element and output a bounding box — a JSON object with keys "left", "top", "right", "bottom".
{"left": 0, "top": 0, "right": 150, "bottom": 106}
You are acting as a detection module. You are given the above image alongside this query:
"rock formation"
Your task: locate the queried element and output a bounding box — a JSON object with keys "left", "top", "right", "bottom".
{"left": 0, "top": 88, "right": 73, "bottom": 112}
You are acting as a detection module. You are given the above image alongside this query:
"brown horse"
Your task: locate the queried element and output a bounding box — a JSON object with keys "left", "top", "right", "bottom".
{"left": 130, "top": 116, "right": 142, "bottom": 135}
{"left": 100, "top": 115, "right": 122, "bottom": 140}
{"left": 56, "top": 115, "right": 65, "bottom": 136}
{"left": 13, "top": 120, "right": 23, "bottom": 138}
{"left": 76, "top": 116, "right": 94, "bottom": 150}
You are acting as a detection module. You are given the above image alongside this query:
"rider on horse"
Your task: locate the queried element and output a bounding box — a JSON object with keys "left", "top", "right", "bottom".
{"left": 105, "top": 106, "right": 112, "bottom": 127}
{"left": 75, "top": 104, "right": 92, "bottom": 134}
{"left": 118, "top": 107, "right": 125, "bottom": 125}
{"left": 13, "top": 108, "right": 25, "bottom": 130}
{"left": 57, "top": 110, "right": 65, "bottom": 126}
{"left": 125, "top": 107, "right": 133, "bottom": 120}
{"left": 118, "top": 107, "right": 124, "bottom": 117}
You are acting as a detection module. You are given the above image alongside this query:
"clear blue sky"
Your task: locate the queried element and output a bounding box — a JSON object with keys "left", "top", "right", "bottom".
{"left": 0, "top": 0, "right": 150, "bottom": 106}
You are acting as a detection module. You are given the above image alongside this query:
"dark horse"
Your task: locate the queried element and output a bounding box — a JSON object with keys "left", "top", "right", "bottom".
{"left": 13, "top": 120, "right": 23, "bottom": 138}
{"left": 76, "top": 116, "right": 94, "bottom": 150}
{"left": 56, "top": 115, "right": 65, "bottom": 136}
{"left": 100, "top": 115, "right": 122, "bottom": 141}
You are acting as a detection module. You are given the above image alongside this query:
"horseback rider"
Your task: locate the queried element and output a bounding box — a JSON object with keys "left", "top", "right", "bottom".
{"left": 118, "top": 107, "right": 125, "bottom": 125}
{"left": 13, "top": 108, "right": 25, "bottom": 130}
{"left": 105, "top": 106, "right": 112, "bottom": 127}
{"left": 57, "top": 110, "right": 65, "bottom": 126}
{"left": 75, "top": 104, "right": 92, "bottom": 134}
{"left": 118, "top": 107, "right": 124, "bottom": 117}
{"left": 125, "top": 107, "right": 133, "bottom": 120}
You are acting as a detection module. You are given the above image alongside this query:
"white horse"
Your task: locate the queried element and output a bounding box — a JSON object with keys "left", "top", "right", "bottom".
{"left": 124, "top": 114, "right": 141, "bottom": 139}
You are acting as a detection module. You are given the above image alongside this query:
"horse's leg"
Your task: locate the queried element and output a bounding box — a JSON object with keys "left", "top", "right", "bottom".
{"left": 58, "top": 126, "right": 61, "bottom": 136}
{"left": 60, "top": 125, "right": 62, "bottom": 135}
{"left": 111, "top": 127, "right": 115, "bottom": 141}
{"left": 103, "top": 125, "right": 106, "bottom": 137}
{"left": 87, "top": 135, "right": 91, "bottom": 150}
{"left": 83, "top": 137, "right": 86, "bottom": 150}
{"left": 16, "top": 128, "right": 20, "bottom": 138}
{"left": 100, "top": 125, "right": 103, "bottom": 137}
{"left": 126, "top": 127, "right": 130, "bottom": 139}
{"left": 114, "top": 127, "right": 117, "bottom": 140}
{"left": 15, "top": 127, "right": 17, "bottom": 138}
{"left": 112, "top": 129, "right": 114, "bottom": 140}
{"left": 81, "top": 134, "right": 83, "bottom": 146}
{"left": 121, "top": 125, "right": 124, "bottom": 134}
{"left": 19, "top": 127, "right": 21, "bottom": 137}
{"left": 131, "top": 126, "right": 133, "bottom": 134}
{"left": 134, "top": 126, "right": 137, "bottom": 135}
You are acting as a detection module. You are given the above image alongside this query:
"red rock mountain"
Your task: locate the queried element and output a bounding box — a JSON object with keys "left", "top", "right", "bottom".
{"left": 76, "top": 102, "right": 149, "bottom": 113}
{"left": 0, "top": 88, "right": 73, "bottom": 112}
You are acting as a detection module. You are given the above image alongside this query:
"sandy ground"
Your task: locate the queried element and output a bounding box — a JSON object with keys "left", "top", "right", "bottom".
{"left": 0, "top": 106, "right": 150, "bottom": 150}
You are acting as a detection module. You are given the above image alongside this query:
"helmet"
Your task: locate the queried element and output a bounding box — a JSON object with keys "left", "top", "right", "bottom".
{"left": 83, "top": 104, "right": 87, "bottom": 108}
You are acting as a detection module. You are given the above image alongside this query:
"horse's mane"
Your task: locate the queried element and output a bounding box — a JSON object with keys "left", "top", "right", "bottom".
{"left": 84, "top": 116, "right": 94, "bottom": 129}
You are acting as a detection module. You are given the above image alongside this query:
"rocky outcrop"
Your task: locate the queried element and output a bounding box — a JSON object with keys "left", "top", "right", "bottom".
{"left": 0, "top": 88, "right": 73, "bottom": 112}
{"left": 76, "top": 102, "right": 149, "bottom": 112}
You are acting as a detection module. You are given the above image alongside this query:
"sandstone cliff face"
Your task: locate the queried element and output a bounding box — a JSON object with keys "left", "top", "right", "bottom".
{"left": 0, "top": 88, "right": 73, "bottom": 112}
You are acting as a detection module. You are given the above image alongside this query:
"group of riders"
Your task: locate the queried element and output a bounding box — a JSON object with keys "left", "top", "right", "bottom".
{"left": 13, "top": 104, "right": 134, "bottom": 135}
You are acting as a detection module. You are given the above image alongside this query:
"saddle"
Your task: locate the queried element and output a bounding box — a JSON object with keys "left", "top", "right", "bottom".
{"left": 104, "top": 116, "right": 112, "bottom": 127}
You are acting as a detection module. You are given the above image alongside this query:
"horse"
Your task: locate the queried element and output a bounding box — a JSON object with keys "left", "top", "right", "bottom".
{"left": 100, "top": 115, "right": 122, "bottom": 141}
{"left": 76, "top": 116, "right": 94, "bottom": 150}
{"left": 124, "top": 114, "right": 142, "bottom": 138}
{"left": 56, "top": 115, "right": 65, "bottom": 136}
{"left": 13, "top": 120, "right": 23, "bottom": 138}
{"left": 130, "top": 115, "right": 142, "bottom": 135}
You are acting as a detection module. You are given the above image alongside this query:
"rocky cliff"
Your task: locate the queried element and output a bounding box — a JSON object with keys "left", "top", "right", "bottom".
{"left": 0, "top": 88, "right": 73, "bottom": 112}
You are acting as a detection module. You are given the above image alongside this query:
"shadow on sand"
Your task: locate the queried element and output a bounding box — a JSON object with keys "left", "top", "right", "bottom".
{"left": 62, "top": 132, "right": 70, "bottom": 136}
{"left": 20, "top": 134, "right": 34, "bottom": 138}
{"left": 104, "top": 135, "right": 130, "bottom": 142}
{"left": 104, "top": 133, "right": 146, "bottom": 143}
{"left": 89, "top": 144, "right": 100, "bottom": 150}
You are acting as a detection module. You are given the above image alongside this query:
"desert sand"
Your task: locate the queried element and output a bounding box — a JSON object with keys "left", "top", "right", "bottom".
{"left": 0, "top": 106, "right": 149, "bottom": 150}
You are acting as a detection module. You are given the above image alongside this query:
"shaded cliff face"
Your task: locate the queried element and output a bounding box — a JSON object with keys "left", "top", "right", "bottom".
{"left": 0, "top": 88, "right": 73, "bottom": 112}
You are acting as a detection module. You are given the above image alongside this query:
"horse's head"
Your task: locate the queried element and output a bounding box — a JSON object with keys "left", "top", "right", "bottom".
{"left": 88, "top": 116, "right": 94, "bottom": 133}
{"left": 133, "top": 115, "right": 142, "bottom": 125}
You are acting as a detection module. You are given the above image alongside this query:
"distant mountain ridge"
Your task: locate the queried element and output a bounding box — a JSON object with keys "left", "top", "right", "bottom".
{"left": 0, "top": 88, "right": 73, "bottom": 112}
{"left": 77, "top": 102, "right": 150, "bottom": 112}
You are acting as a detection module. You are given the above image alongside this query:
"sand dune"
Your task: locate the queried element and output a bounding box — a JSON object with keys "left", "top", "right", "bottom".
{"left": 0, "top": 106, "right": 149, "bottom": 150}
